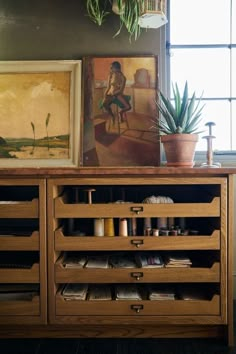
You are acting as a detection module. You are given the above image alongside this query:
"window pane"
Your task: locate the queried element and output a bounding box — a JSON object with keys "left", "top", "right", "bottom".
{"left": 197, "top": 100, "right": 231, "bottom": 151}
{"left": 232, "top": 48, "right": 236, "bottom": 97}
{"left": 232, "top": 101, "right": 236, "bottom": 150}
{"left": 170, "top": 0, "right": 231, "bottom": 44}
{"left": 232, "top": 0, "right": 236, "bottom": 43}
{"left": 170, "top": 48, "right": 230, "bottom": 97}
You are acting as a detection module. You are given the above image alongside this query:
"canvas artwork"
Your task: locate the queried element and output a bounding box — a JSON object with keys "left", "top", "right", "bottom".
{"left": 0, "top": 60, "right": 81, "bottom": 167}
{"left": 83, "top": 56, "right": 160, "bottom": 167}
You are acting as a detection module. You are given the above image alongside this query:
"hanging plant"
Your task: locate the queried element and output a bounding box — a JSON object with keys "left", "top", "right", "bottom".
{"left": 114, "top": 0, "right": 144, "bottom": 41}
{"left": 86, "top": 0, "right": 110, "bottom": 26}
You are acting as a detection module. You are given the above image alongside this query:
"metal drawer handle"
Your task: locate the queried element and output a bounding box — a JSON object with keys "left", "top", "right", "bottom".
{"left": 131, "top": 272, "right": 143, "bottom": 281}
{"left": 130, "top": 239, "right": 144, "bottom": 248}
{"left": 130, "top": 206, "right": 143, "bottom": 215}
{"left": 131, "top": 304, "right": 144, "bottom": 313}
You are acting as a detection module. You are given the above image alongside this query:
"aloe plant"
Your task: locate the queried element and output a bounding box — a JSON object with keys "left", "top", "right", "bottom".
{"left": 156, "top": 81, "right": 204, "bottom": 135}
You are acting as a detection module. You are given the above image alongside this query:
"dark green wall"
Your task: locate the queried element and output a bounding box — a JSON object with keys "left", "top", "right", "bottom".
{"left": 0, "top": 0, "right": 161, "bottom": 60}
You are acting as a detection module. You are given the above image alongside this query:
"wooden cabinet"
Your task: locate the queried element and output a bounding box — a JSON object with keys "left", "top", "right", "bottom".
{"left": 0, "top": 178, "right": 47, "bottom": 324}
{"left": 47, "top": 173, "right": 234, "bottom": 345}
{"left": 0, "top": 168, "right": 234, "bottom": 345}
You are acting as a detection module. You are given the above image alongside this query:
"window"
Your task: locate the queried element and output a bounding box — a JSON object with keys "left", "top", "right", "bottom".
{"left": 166, "top": 0, "right": 236, "bottom": 160}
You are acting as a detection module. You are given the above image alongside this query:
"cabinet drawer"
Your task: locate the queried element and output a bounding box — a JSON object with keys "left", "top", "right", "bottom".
{"left": 0, "top": 199, "right": 39, "bottom": 218}
{"left": 55, "top": 263, "right": 220, "bottom": 283}
{"left": 0, "top": 263, "right": 40, "bottom": 283}
{"left": 0, "top": 296, "right": 40, "bottom": 316}
{"left": 54, "top": 197, "right": 220, "bottom": 218}
{"left": 55, "top": 229, "right": 220, "bottom": 251}
{"left": 0, "top": 231, "right": 39, "bottom": 251}
{"left": 56, "top": 294, "right": 220, "bottom": 316}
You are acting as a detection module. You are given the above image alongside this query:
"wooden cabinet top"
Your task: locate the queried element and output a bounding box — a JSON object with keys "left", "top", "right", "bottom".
{"left": 0, "top": 167, "right": 236, "bottom": 178}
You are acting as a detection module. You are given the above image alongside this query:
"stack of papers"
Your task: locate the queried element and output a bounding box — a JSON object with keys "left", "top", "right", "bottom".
{"left": 115, "top": 285, "right": 142, "bottom": 300}
{"left": 164, "top": 253, "right": 192, "bottom": 268}
{"left": 63, "top": 254, "right": 87, "bottom": 268}
{"left": 62, "top": 283, "right": 88, "bottom": 301}
{"left": 109, "top": 254, "right": 136, "bottom": 268}
{"left": 0, "top": 284, "right": 39, "bottom": 301}
{"left": 148, "top": 285, "right": 175, "bottom": 300}
{"left": 87, "top": 285, "right": 112, "bottom": 301}
{"left": 85, "top": 255, "right": 109, "bottom": 269}
{"left": 135, "top": 253, "right": 164, "bottom": 268}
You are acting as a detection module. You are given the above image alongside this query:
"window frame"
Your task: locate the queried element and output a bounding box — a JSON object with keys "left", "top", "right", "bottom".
{"left": 164, "top": 0, "right": 236, "bottom": 166}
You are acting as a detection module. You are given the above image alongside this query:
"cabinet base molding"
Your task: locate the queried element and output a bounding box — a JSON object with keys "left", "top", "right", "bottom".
{"left": 0, "top": 325, "right": 228, "bottom": 340}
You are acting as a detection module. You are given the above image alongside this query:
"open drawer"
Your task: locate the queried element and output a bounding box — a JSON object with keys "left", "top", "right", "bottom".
{"left": 54, "top": 196, "right": 220, "bottom": 218}
{"left": 0, "top": 231, "right": 40, "bottom": 251}
{"left": 0, "top": 198, "right": 39, "bottom": 218}
{"left": 55, "top": 262, "right": 220, "bottom": 283}
{"left": 56, "top": 294, "right": 220, "bottom": 316}
{"left": 55, "top": 228, "right": 220, "bottom": 251}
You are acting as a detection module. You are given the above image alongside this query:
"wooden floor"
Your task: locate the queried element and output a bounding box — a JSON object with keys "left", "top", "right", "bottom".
{"left": 0, "top": 336, "right": 235, "bottom": 354}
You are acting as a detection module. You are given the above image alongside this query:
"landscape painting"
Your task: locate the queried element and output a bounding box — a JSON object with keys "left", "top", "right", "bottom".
{"left": 82, "top": 56, "right": 160, "bottom": 167}
{"left": 0, "top": 60, "right": 81, "bottom": 167}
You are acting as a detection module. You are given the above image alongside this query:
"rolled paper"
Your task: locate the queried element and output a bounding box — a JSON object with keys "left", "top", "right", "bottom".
{"left": 179, "top": 217, "right": 186, "bottom": 230}
{"left": 144, "top": 217, "right": 152, "bottom": 229}
{"left": 94, "top": 218, "right": 104, "bottom": 237}
{"left": 157, "top": 217, "right": 168, "bottom": 229}
{"left": 132, "top": 218, "right": 137, "bottom": 236}
{"left": 119, "top": 218, "right": 128, "bottom": 237}
{"left": 104, "top": 218, "right": 115, "bottom": 236}
{"left": 168, "top": 217, "right": 175, "bottom": 229}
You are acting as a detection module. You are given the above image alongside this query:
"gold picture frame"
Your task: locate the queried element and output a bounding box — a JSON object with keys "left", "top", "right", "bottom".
{"left": 0, "top": 60, "right": 82, "bottom": 167}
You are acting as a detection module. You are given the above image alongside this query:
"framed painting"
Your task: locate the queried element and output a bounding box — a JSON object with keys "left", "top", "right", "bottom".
{"left": 82, "top": 56, "right": 160, "bottom": 167}
{"left": 0, "top": 60, "right": 81, "bottom": 167}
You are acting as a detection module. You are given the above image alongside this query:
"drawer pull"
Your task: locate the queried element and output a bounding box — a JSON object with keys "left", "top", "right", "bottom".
{"left": 131, "top": 272, "right": 143, "bottom": 281}
{"left": 131, "top": 239, "right": 144, "bottom": 248}
{"left": 131, "top": 304, "right": 143, "bottom": 313}
{"left": 130, "top": 206, "right": 143, "bottom": 215}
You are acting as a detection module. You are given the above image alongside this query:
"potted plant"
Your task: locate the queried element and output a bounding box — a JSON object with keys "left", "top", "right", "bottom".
{"left": 155, "top": 81, "right": 204, "bottom": 167}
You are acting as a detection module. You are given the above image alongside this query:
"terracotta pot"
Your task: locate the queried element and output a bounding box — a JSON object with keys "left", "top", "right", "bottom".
{"left": 161, "top": 134, "right": 198, "bottom": 167}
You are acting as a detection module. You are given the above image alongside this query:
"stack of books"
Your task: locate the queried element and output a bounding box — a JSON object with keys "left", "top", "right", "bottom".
{"left": 62, "top": 283, "right": 88, "bottom": 301}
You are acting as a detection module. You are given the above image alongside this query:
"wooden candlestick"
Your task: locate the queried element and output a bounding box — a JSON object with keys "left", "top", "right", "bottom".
{"left": 84, "top": 188, "right": 96, "bottom": 204}
{"left": 201, "top": 122, "right": 221, "bottom": 168}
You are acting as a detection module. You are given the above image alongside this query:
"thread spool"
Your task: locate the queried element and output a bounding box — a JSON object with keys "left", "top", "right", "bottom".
{"left": 152, "top": 229, "right": 159, "bottom": 236}
{"left": 119, "top": 218, "right": 128, "bottom": 236}
{"left": 104, "top": 218, "right": 115, "bottom": 236}
{"left": 94, "top": 218, "right": 104, "bottom": 236}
